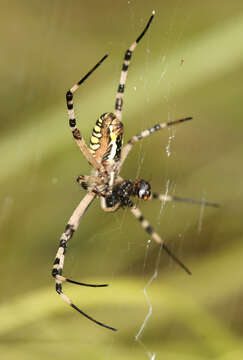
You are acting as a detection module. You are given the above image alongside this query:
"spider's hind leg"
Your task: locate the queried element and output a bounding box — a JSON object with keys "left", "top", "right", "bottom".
{"left": 130, "top": 204, "right": 191, "bottom": 275}
{"left": 52, "top": 192, "right": 116, "bottom": 331}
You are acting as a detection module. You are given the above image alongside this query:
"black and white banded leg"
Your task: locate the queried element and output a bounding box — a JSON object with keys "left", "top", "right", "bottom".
{"left": 76, "top": 175, "right": 101, "bottom": 190}
{"left": 115, "top": 11, "right": 155, "bottom": 121}
{"left": 52, "top": 192, "right": 117, "bottom": 331}
{"left": 150, "top": 193, "right": 219, "bottom": 208}
{"left": 119, "top": 116, "right": 192, "bottom": 169}
{"left": 130, "top": 205, "right": 191, "bottom": 275}
{"left": 66, "top": 55, "right": 108, "bottom": 171}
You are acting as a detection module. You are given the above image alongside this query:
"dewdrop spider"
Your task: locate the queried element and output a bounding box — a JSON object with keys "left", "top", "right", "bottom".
{"left": 52, "top": 11, "right": 218, "bottom": 331}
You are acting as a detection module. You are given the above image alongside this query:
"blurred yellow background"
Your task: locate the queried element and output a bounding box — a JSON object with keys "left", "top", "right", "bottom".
{"left": 1, "top": 1, "right": 243, "bottom": 359}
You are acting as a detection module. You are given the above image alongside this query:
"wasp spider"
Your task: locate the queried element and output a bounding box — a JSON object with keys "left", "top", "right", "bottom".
{"left": 52, "top": 11, "right": 218, "bottom": 331}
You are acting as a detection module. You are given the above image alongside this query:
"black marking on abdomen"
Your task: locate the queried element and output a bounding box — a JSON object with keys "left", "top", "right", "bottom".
{"left": 114, "top": 134, "right": 123, "bottom": 161}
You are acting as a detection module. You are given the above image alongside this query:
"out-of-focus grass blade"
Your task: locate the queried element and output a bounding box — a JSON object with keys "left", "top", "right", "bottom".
{"left": 0, "top": 239, "right": 243, "bottom": 355}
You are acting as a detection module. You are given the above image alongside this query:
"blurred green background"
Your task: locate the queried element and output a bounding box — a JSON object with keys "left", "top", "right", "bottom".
{"left": 1, "top": 1, "right": 243, "bottom": 359}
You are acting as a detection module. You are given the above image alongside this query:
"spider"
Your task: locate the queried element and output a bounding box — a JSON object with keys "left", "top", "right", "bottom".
{"left": 52, "top": 11, "right": 218, "bottom": 331}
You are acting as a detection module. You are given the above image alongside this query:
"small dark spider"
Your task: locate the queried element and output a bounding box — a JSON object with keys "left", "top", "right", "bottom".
{"left": 52, "top": 11, "right": 218, "bottom": 331}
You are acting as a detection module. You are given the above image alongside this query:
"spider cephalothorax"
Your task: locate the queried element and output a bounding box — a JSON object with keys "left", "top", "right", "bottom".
{"left": 105, "top": 179, "right": 151, "bottom": 208}
{"left": 52, "top": 11, "right": 218, "bottom": 332}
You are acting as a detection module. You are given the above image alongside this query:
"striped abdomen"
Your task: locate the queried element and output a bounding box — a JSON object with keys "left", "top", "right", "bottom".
{"left": 89, "top": 113, "right": 123, "bottom": 163}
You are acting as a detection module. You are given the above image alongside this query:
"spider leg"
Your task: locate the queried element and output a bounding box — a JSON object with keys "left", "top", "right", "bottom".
{"left": 114, "top": 11, "right": 155, "bottom": 121}
{"left": 130, "top": 204, "right": 191, "bottom": 275}
{"left": 66, "top": 55, "right": 108, "bottom": 171}
{"left": 119, "top": 116, "right": 192, "bottom": 170}
{"left": 76, "top": 175, "right": 102, "bottom": 190}
{"left": 151, "top": 193, "right": 220, "bottom": 208}
{"left": 52, "top": 192, "right": 117, "bottom": 331}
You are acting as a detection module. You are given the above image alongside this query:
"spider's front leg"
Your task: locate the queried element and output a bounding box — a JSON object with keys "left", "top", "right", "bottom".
{"left": 52, "top": 192, "right": 117, "bottom": 331}
{"left": 114, "top": 11, "right": 155, "bottom": 121}
{"left": 66, "top": 54, "right": 108, "bottom": 171}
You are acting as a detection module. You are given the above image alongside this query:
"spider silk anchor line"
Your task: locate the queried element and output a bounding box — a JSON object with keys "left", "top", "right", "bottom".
{"left": 52, "top": 10, "right": 219, "bottom": 331}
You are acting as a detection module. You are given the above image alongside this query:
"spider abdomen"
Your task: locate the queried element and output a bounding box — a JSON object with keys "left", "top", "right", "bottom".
{"left": 89, "top": 113, "right": 123, "bottom": 164}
